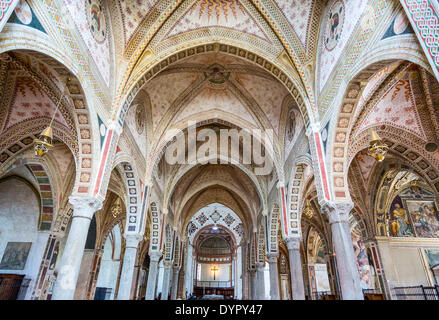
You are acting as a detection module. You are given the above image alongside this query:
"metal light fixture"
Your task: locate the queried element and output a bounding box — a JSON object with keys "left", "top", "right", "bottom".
{"left": 111, "top": 197, "right": 122, "bottom": 218}
{"left": 303, "top": 199, "right": 313, "bottom": 219}
{"left": 33, "top": 78, "right": 69, "bottom": 157}
{"left": 367, "top": 128, "right": 388, "bottom": 162}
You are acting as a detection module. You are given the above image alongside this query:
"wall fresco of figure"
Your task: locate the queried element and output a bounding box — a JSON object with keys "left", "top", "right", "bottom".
{"left": 389, "top": 196, "right": 414, "bottom": 237}
{"left": 406, "top": 200, "right": 439, "bottom": 238}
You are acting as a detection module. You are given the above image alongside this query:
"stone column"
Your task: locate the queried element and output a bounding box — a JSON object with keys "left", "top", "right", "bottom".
{"left": 161, "top": 262, "right": 172, "bottom": 300}
{"left": 249, "top": 269, "right": 257, "bottom": 299}
{"left": 267, "top": 253, "right": 280, "bottom": 300}
{"left": 52, "top": 196, "right": 102, "bottom": 300}
{"left": 185, "top": 244, "right": 193, "bottom": 297}
{"left": 256, "top": 262, "right": 265, "bottom": 300}
{"left": 286, "top": 237, "right": 305, "bottom": 300}
{"left": 116, "top": 234, "right": 142, "bottom": 300}
{"left": 321, "top": 202, "right": 363, "bottom": 300}
{"left": 236, "top": 246, "right": 242, "bottom": 299}
{"left": 170, "top": 266, "right": 180, "bottom": 300}
{"left": 145, "top": 251, "right": 162, "bottom": 300}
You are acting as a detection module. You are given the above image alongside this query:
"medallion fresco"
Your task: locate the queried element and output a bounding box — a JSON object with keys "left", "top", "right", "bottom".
{"left": 85, "top": 0, "right": 106, "bottom": 44}
{"left": 324, "top": 0, "right": 344, "bottom": 51}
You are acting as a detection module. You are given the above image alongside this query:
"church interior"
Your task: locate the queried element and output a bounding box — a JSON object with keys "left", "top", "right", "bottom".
{"left": 0, "top": 0, "right": 439, "bottom": 301}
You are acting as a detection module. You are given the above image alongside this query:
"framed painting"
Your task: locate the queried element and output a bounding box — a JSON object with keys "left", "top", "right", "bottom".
{"left": 405, "top": 200, "right": 439, "bottom": 238}
{"left": 0, "top": 242, "right": 32, "bottom": 270}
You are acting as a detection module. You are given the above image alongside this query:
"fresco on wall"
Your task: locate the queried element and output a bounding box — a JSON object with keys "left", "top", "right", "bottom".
{"left": 406, "top": 200, "right": 439, "bottom": 238}
{"left": 389, "top": 196, "right": 414, "bottom": 237}
{"left": 0, "top": 242, "right": 32, "bottom": 270}
{"left": 425, "top": 249, "right": 439, "bottom": 268}
{"left": 350, "top": 226, "right": 374, "bottom": 289}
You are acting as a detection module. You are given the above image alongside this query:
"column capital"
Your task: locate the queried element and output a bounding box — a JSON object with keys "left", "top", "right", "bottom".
{"left": 285, "top": 237, "right": 301, "bottom": 251}
{"left": 163, "top": 261, "right": 173, "bottom": 268}
{"left": 276, "top": 181, "right": 284, "bottom": 189}
{"left": 108, "top": 121, "right": 123, "bottom": 136}
{"left": 149, "top": 250, "right": 162, "bottom": 262}
{"left": 255, "top": 262, "right": 265, "bottom": 270}
{"left": 172, "top": 266, "right": 181, "bottom": 272}
{"left": 124, "top": 234, "right": 143, "bottom": 248}
{"left": 321, "top": 201, "right": 354, "bottom": 224}
{"left": 69, "top": 196, "right": 102, "bottom": 217}
{"left": 266, "top": 253, "right": 278, "bottom": 263}
{"left": 162, "top": 208, "right": 169, "bottom": 215}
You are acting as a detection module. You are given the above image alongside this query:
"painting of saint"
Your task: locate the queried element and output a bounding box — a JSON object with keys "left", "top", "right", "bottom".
{"left": 351, "top": 226, "right": 373, "bottom": 289}
{"left": 406, "top": 200, "right": 439, "bottom": 238}
{"left": 389, "top": 196, "right": 413, "bottom": 237}
{"left": 325, "top": 1, "right": 344, "bottom": 51}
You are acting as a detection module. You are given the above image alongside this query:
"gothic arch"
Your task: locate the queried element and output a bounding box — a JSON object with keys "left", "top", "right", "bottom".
{"left": 0, "top": 47, "right": 99, "bottom": 196}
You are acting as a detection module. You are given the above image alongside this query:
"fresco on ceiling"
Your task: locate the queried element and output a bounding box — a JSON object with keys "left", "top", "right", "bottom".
{"left": 382, "top": 10, "right": 414, "bottom": 40}
{"left": 7, "top": 0, "right": 46, "bottom": 33}
{"left": 318, "top": 0, "right": 368, "bottom": 92}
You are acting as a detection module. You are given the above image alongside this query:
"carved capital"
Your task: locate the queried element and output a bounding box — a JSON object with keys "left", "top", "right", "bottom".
{"left": 321, "top": 201, "right": 354, "bottom": 224}
{"left": 285, "top": 237, "right": 301, "bottom": 251}
{"left": 149, "top": 250, "right": 162, "bottom": 262}
{"left": 124, "top": 234, "right": 143, "bottom": 248}
{"left": 108, "top": 121, "right": 123, "bottom": 136}
{"left": 163, "top": 261, "right": 173, "bottom": 269}
{"left": 69, "top": 196, "right": 102, "bottom": 218}
{"left": 266, "top": 253, "right": 278, "bottom": 263}
{"left": 162, "top": 208, "right": 169, "bottom": 215}
{"left": 256, "top": 262, "right": 265, "bottom": 270}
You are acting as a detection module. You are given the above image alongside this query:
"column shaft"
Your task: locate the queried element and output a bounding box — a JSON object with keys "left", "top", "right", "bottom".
{"left": 322, "top": 202, "right": 363, "bottom": 300}
{"left": 52, "top": 197, "right": 101, "bottom": 300}
{"left": 170, "top": 267, "right": 180, "bottom": 300}
{"left": 286, "top": 238, "right": 305, "bottom": 300}
{"left": 161, "top": 265, "right": 172, "bottom": 300}
{"left": 267, "top": 254, "right": 280, "bottom": 300}
{"left": 117, "top": 235, "right": 142, "bottom": 300}
{"left": 256, "top": 263, "right": 265, "bottom": 300}
{"left": 145, "top": 252, "right": 161, "bottom": 300}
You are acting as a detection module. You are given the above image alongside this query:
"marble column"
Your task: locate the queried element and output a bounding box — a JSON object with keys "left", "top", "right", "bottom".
{"left": 170, "top": 266, "right": 180, "bottom": 300}
{"left": 185, "top": 244, "right": 193, "bottom": 297}
{"left": 267, "top": 253, "right": 280, "bottom": 300}
{"left": 321, "top": 201, "right": 363, "bottom": 300}
{"left": 161, "top": 262, "right": 172, "bottom": 300}
{"left": 52, "top": 196, "right": 102, "bottom": 300}
{"left": 145, "top": 251, "right": 162, "bottom": 300}
{"left": 236, "top": 246, "right": 242, "bottom": 299}
{"left": 249, "top": 269, "right": 257, "bottom": 299}
{"left": 116, "top": 234, "right": 142, "bottom": 300}
{"left": 286, "top": 237, "right": 305, "bottom": 300}
{"left": 256, "top": 262, "right": 265, "bottom": 300}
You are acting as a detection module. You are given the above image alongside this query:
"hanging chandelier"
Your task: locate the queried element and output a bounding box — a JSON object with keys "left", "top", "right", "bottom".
{"left": 367, "top": 128, "right": 388, "bottom": 162}
{"left": 111, "top": 197, "right": 122, "bottom": 218}
{"left": 33, "top": 78, "right": 70, "bottom": 157}
{"left": 303, "top": 199, "right": 313, "bottom": 219}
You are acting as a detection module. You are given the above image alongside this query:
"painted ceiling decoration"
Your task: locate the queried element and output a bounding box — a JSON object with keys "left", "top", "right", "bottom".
{"left": 63, "top": 0, "right": 111, "bottom": 87}
{"left": 165, "top": 0, "right": 270, "bottom": 42}
{"left": 1, "top": 0, "right": 439, "bottom": 302}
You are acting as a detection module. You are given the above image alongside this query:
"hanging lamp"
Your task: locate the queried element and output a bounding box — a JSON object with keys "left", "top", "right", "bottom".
{"left": 34, "top": 78, "right": 70, "bottom": 156}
